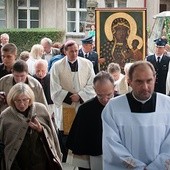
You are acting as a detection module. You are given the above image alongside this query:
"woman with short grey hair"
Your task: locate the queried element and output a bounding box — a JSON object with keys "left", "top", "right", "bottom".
{"left": 0, "top": 82, "right": 62, "bottom": 170}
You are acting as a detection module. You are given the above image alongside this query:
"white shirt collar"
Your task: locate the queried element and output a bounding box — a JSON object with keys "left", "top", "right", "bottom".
{"left": 132, "top": 91, "right": 152, "bottom": 104}
{"left": 82, "top": 49, "right": 89, "bottom": 56}
{"left": 155, "top": 54, "right": 163, "bottom": 61}
{"left": 44, "top": 49, "right": 52, "bottom": 55}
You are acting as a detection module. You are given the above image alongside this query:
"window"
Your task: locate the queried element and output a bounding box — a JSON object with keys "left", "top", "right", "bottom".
{"left": 118, "top": 0, "right": 126, "bottom": 7}
{"left": 0, "top": 0, "right": 6, "bottom": 28}
{"left": 17, "top": 0, "right": 40, "bottom": 28}
{"left": 67, "top": 0, "right": 87, "bottom": 34}
{"left": 105, "top": 0, "right": 127, "bottom": 7}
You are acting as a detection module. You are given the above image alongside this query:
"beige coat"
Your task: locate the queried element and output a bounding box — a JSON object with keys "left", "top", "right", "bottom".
{"left": 0, "top": 102, "right": 62, "bottom": 170}
{"left": 0, "top": 74, "right": 48, "bottom": 112}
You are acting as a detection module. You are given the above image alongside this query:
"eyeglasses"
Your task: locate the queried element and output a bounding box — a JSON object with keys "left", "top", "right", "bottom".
{"left": 97, "top": 93, "right": 114, "bottom": 100}
{"left": 14, "top": 98, "right": 30, "bottom": 104}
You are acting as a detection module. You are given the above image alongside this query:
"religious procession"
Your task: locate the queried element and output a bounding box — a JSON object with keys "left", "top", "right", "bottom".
{"left": 0, "top": 0, "right": 170, "bottom": 170}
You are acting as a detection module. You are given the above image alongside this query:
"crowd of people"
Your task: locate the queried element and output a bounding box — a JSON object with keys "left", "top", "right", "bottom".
{"left": 0, "top": 32, "right": 169, "bottom": 170}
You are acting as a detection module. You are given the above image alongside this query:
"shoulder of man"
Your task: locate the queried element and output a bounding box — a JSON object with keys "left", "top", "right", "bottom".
{"left": 0, "top": 74, "right": 13, "bottom": 82}
{"left": 52, "top": 48, "right": 60, "bottom": 56}
{"left": 89, "top": 51, "right": 98, "bottom": 61}
{"left": 146, "top": 54, "right": 155, "bottom": 61}
{"left": 27, "top": 75, "right": 43, "bottom": 88}
{"left": 52, "top": 56, "right": 65, "bottom": 66}
{"left": 163, "top": 54, "right": 170, "bottom": 60}
{"left": 0, "top": 63, "right": 3, "bottom": 67}
{"left": 78, "top": 56, "right": 93, "bottom": 65}
{"left": 157, "top": 92, "right": 170, "bottom": 102}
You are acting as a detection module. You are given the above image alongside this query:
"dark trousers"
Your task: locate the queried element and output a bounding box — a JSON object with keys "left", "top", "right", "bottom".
{"left": 57, "top": 130, "right": 68, "bottom": 162}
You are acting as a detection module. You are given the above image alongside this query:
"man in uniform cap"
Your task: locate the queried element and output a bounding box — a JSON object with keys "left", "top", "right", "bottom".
{"left": 147, "top": 38, "right": 170, "bottom": 94}
{"left": 81, "top": 36, "right": 94, "bottom": 44}
{"left": 79, "top": 36, "right": 99, "bottom": 74}
{"left": 154, "top": 38, "right": 167, "bottom": 47}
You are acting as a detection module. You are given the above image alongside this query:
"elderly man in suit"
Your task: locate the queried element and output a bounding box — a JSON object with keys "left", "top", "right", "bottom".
{"left": 40, "top": 37, "right": 60, "bottom": 63}
{"left": 78, "top": 36, "right": 99, "bottom": 74}
{"left": 147, "top": 38, "right": 170, "bottom": 94}
{"left": 50, "top": 40, "right": 96, "bottom": 162}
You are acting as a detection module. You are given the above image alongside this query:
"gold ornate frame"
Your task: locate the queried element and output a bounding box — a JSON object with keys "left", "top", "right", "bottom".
{"left": 96, "top": 8, "right": 147, "bottom": 71}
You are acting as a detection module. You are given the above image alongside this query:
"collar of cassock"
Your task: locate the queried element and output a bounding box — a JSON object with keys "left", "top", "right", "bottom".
{"left": 68, "top": 60, "right": 78, "bottom": 72}
{"left": 126, "top": 92, "right": 156, "bottom": 113}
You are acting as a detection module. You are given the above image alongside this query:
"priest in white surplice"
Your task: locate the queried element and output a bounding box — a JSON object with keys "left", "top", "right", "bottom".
{"left": 50, "top": 40, "right": 96, "bottom": 162}
{"left": 102, "top": 61, "right": 170, "bottom": 170}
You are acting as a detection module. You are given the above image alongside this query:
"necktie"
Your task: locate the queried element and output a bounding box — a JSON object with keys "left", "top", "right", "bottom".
{"left": 85, "top": 53, "right": 88, "bottom": 58}
{"left": 157, "top": 57, "right": 160, "bottom": 63}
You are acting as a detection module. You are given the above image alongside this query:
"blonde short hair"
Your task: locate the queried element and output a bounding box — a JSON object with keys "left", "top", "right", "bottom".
{"left": 7, "top": 82, "right": 35, "bottom": 108}
{"left": 30, "top": 44, "right": 44, "bottom": 59}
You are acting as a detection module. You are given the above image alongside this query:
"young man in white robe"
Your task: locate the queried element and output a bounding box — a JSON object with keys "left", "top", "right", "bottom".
{"left": 102, "top": 61, "right": 170, "bottom": 170}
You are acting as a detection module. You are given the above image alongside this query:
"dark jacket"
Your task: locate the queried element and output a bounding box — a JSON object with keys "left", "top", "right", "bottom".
{"left": 33, "top": 74, "right": 53, "bottom": 105}
{"left": 78, "top": 48, "right": 99, "bottom": 74}
{"left": 147, "top": 54, "right": 170, "bottom": 94}
{"left": 66, "top": 97, "right": 104, "bottom": 156}
{"left": 0, "top": 64, "right": 12, "bottom": 79}
{"left": 42, "top": 48, "right": 60, "bottom": 60}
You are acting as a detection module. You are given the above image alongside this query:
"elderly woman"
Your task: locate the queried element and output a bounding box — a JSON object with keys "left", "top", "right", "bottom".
{"left": 0, "top": 82, "right": 62, "bottom": 170}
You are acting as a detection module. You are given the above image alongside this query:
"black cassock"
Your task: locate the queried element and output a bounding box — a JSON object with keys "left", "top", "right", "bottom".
{"left": 66, "top": 96, "right": 104, "bottom": 156}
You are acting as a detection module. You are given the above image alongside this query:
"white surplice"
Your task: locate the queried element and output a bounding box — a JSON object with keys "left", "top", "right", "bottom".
{"left": 50, "top": 56, "right": 96, "bottom": 130}
{"left": 102, "top": 93, "right": 170, "bottom": 170}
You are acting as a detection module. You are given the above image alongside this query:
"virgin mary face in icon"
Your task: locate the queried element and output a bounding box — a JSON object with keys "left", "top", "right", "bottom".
{"left": 113, "top": 25, "right": 130, "bottom": 43}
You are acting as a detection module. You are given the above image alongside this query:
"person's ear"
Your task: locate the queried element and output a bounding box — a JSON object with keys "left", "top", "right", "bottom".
{"left": 127, "top": 78, "right": 132, "bottom": 87}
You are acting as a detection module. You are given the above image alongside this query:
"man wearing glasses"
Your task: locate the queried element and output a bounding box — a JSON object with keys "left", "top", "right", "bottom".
{"left": 66, "top": 71, "right": 115, "bottom": 170}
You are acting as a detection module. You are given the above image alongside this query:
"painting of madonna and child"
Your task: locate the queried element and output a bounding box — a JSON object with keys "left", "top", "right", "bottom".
{"left": 96, "top": 8, "right": 147, "bottom": 72}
